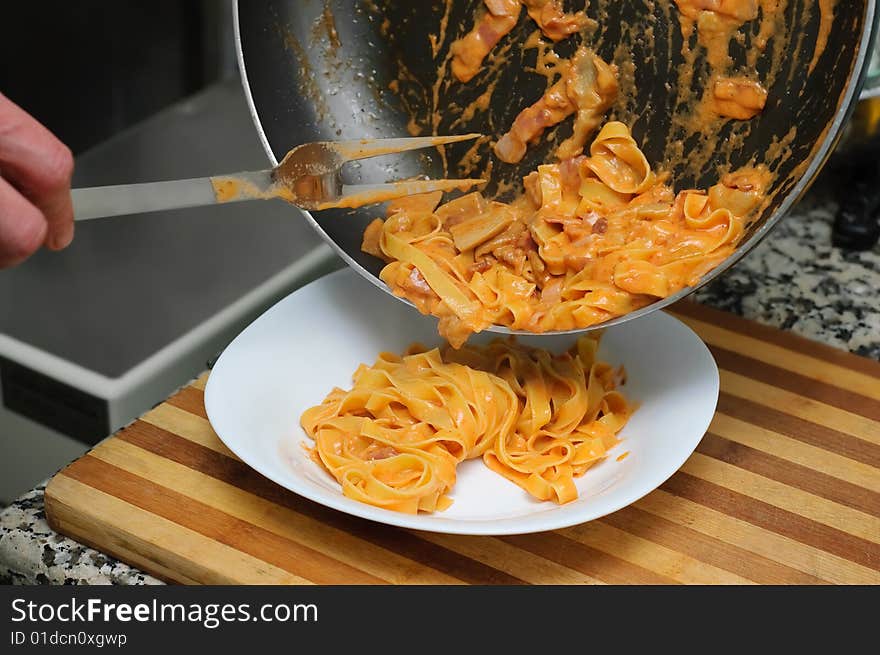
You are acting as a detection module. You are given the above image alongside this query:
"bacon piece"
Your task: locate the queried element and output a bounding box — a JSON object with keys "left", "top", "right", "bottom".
{"left": 470, "top": 258, "right": 495, "bottom": 274}
{"left": 558, "top": 155, "right": 586, "bottom": 196}
{"left": 402, "top": 268, "right": 437, "bottom": 301}
{"left": 494, "top": 77, "right": 571, "bottom": 163}
{"left": 494, "top": 47, "right": 617, "bottom": 164}
{"left": 591, "top": 217, "right": 608, "bottom": 234}
{"left": 451, "top": 1, "right": 593, "bottom": 85}
{"left": 673, "top": 0, "right": 759, "bottom": 21}
{"left": 451, "top": 0, "right": 522, "bottom": 83}
{"left": 709, "top": 77, "right": 768, "bottom": 120}
{"left": 522, "top": 0, "right": 592, "bottom": 41}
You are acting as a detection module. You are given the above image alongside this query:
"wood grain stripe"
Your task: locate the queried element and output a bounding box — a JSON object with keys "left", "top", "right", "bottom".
{"left": 669, "top": 302, "right": 880, "bottom": 379}
{"left": 681, "top": 453, "right": 880, "bottom": 542}
{"left": 117, "top": 421, "right": 524, "bottom": 585}
{"left": 92, "top": 438, "right": 462, "bottom": 585}
{"left": 141, "top": 404, "right": 239, "bottom": 459}
{"left": 709, "top": 413, "right": 880, "bottom": 493}
{"left": 696, "top": 433, "right": 880, "bottom": 516}
{"left": 710, "top": 345, "right": 880, "bottom": 421}
{"left": 662, "top": 472, "right": 880, "bottom": 570}
{"left": 63, "top": 456, "right": 385, "bottom": 584}
{"left": 166, "top": 386, "right": 209, "bottom": 420}
{"left": 501, "top": 533, "right": 680, "bottom": 585}
{"left": 720, "top": 371, "right": 880, "bottom": 446}
{"left": 46, "top": 476, "right": 309, "bottom": 585}
{"left": 670, "top": 312, "right": 880, "bottom": 399}
{"left": 415, "top": 533, "right": 605, "bottom": 585}
{"left": 717, "top": 393, "right": 880, "bottom": 468}
{"left": 559, "top": 521, "right": 755, "bottom": 584}
{"left": 598, "top": 505, "right": 827, "bottom": 585}
{"left": 678, "top": 304, "right": 880, "bottom": 386}
{"left": 635, "top": 490, "right": 880, "bottom": 584}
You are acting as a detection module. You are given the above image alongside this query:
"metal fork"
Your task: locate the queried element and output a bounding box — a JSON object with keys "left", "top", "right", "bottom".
{"left": 72, "top": 134, "right": 484, "bottom": 221}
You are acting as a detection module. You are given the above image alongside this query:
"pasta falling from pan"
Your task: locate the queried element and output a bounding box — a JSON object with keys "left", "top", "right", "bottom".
{"left": 362, "top": 121, "right": 768, "bottom": 348}
{"left": 302, "top": 334, "right": 631, "bottom": 514}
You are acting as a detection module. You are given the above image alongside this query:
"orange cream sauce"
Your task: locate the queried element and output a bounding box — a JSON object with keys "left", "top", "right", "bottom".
{"left": 809, "top": 0, "right": 835, "bottom": 73}
{"left": 211, "top": 177, "right": 275, "bottom": 203}
{"left": 381, "top": 0, "right": 836, "bottom": 189}
{"left": 317, "top": 178, "right": 484, "bottom": 211}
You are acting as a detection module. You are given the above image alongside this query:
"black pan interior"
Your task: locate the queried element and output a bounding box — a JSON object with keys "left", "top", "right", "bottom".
{"left": 238, "top": 0, "right": 873, "bottom": 281}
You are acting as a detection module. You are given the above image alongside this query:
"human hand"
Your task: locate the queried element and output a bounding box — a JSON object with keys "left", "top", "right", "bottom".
{"left": 0, "top": 92, "right": 74, "bottom": 268}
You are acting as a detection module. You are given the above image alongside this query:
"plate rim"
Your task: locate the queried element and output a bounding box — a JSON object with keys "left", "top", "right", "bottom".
{"left": 205, "top": 268, "right": 719, "bottom": 536}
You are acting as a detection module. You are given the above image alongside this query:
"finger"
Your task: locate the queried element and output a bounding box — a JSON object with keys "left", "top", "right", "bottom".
{"left": 0, "top": 93, "right": 74, "bottom": 250}
{"left": 0, "top": 175, "right": 49, "bottom": 268}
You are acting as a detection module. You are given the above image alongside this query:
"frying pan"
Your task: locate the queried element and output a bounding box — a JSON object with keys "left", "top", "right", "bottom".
{"left": 234, "top": 0, "right": 877, "bottom": 335}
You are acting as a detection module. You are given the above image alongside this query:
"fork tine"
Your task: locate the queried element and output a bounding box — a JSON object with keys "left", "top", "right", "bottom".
{"left": 315, "top": 179, "right": 486, "bottom": 210}
{"left": 329, "top": 134, "right": 482, "bottom": 162}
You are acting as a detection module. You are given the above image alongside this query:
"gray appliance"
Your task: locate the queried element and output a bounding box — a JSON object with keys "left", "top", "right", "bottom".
{"left": 0, "top": 80, "right": 341, "bottom": 502}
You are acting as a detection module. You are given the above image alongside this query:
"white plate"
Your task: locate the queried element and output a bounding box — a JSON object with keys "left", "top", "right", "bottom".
{"left": 205, "top": 268, "right": 718, "bottom": 535}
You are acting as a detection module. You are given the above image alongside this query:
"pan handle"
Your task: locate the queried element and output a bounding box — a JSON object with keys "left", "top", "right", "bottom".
{"left": 72, "top": 178, "right": 219, "bottom": 221}
{"left": 72, "top": 171, "right": 274, "bottom": 221}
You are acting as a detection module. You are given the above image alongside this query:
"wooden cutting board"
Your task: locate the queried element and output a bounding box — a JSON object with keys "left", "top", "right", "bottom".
{"left": 45, "top": 301, "right": 880, "bottom": 585}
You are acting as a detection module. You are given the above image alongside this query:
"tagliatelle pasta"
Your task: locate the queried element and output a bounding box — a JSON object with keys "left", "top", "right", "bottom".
{"left": 363, "top": 121, "right": 768, "bottom": 348}
{"left": 301, "top": 346, "right": 518, "bottom": 513}
{"left": 521, "top": 0, "right": 591, "bottom": 42}
{"left": 448, "top": 334, "right": 631, "bottom": 504}
{"left": 301, "top": 334, "right": 632, "bottom": 513}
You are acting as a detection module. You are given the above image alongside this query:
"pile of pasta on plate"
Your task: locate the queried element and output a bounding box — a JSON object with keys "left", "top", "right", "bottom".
{"left": 302, "top": 333, "right": 632, "bottom": 514}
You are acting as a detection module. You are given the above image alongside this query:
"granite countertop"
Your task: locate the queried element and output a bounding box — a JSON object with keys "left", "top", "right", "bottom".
{"left": 694, "top": 187, "right": 880, "bottom": 360}
{"left": 2, "top": 185, "right": 878, "bottom": 586}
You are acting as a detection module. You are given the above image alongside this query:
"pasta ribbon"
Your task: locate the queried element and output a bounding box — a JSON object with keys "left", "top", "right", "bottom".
{"left": 582, "top": 122, "right": 655, "bottom": 195}
{"left": 302, "top": 336, "right": 633, "bottom": 513}
{"left": 302, "top": 347, "right": 519, "bottom": 513}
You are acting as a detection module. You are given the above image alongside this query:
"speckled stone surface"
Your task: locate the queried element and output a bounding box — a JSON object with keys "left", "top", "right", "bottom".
{"left": 695, "top": 187, "right": 880, "bottom": 360}
{"left": 0, "top": 485, "right": 162, "bottom": 585}
{"left": 1, "top": 188, "right": 877, "bottom": 586}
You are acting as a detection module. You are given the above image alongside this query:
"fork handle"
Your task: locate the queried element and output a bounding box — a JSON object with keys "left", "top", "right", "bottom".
{"left": 72, "top": 171, "right": 274, "bottom": 221}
